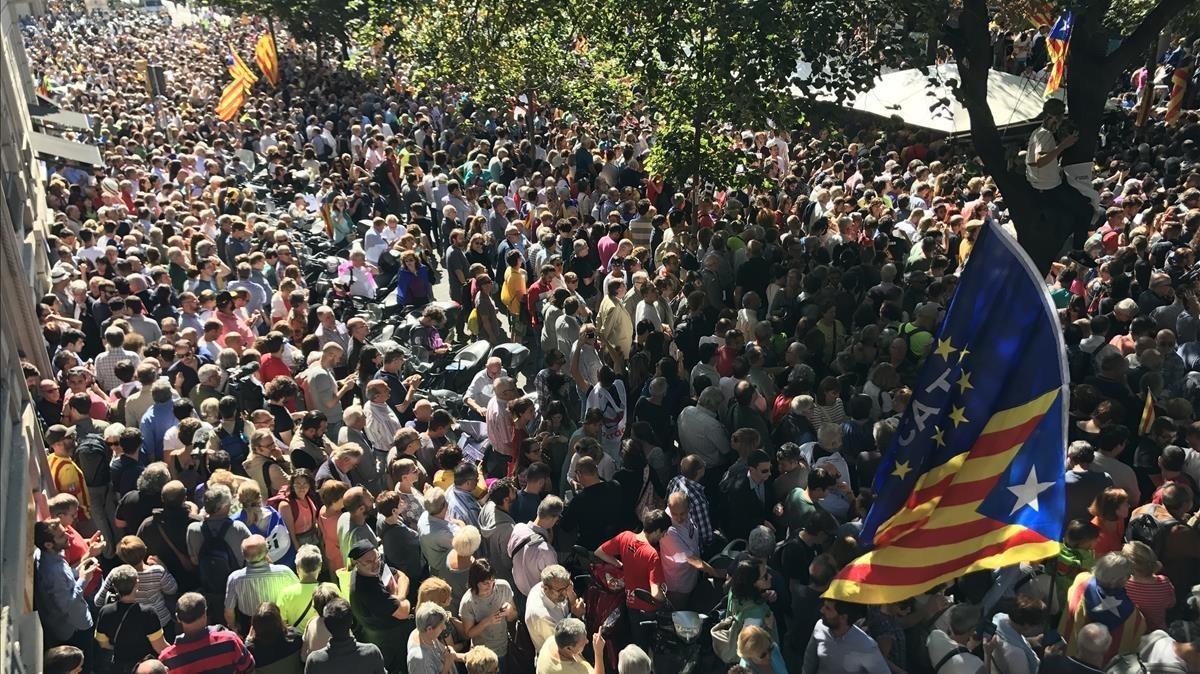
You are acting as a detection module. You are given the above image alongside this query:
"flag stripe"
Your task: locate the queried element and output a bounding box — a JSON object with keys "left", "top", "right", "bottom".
{"left": 889, "top": 518, "right": 1011, "bottom": 550}
{"left": 836, "top": 528, "right": 1051, "bottom": 584}
{"left": 824, "top": 540, "right": 1059, "bottom": 604}
{"left": 875, "top": 393, "right": 1057, "bottom": 540}
{"left": 255, "top": 34, "right": 279, "bottom": 87}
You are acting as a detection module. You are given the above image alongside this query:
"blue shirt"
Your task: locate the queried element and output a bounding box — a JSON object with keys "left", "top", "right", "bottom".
{"left": 34, "top": 549, "right": 93, "bottom": 641}
{"left": 446, "top": 487, "right": 481, "bottom": 527}
{"left": 140, "top": 401, "right": 179, "bottom": 464}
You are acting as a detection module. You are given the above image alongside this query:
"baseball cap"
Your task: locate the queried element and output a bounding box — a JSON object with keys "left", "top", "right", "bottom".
{"left": 45, "top": 424, "right": 76, "bottom": 444}
{"left": 347, "top": 540, "right": 377, "bottom": 561}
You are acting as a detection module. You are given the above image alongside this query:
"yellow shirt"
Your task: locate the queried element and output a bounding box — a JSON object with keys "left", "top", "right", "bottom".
{"left": 432, "top": 470, "right": 488, "bottom": 500}
{"left": 536, "top": 638, "right": 590, "bottom": 674}
{"left": 501, "top": 267, "right": 527, "bottom": 316}
{"left": 48, "top": 452, "right": 90, "bottom": 516}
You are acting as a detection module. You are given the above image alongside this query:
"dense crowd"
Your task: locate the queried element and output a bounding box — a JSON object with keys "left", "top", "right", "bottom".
{"left": 20, "top": 3, "right": 1200, "bottom": 674}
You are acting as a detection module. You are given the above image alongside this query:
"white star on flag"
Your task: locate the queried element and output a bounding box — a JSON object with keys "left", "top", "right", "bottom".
{"left": 1095, "top": 594, "right": 1123, "bottom": 616}
{"left": 1007, "top": 466, "right": 1055, "bottom": 515}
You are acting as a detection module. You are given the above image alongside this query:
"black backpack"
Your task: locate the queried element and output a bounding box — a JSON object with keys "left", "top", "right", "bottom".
{"left": 198, "top": 519, "right": 238, "bottom": 594}
{"left": 1126, "top": 512, "right": 1182, "bottom": 557}
{"left": 75, "top": 435, "right": 111, "bottom": 488}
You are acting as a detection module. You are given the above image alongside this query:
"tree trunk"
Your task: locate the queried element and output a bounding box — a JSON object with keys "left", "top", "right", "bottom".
{"left": 947, "top": 0, "right": 1193, "bottom": 272}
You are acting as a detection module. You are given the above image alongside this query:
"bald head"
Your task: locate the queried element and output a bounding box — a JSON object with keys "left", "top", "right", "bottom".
{"left": 241, "top": 534, "right": 268, "bottom": 563}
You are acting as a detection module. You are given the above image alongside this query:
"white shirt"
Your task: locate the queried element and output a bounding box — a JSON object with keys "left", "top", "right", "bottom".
{"left": 338, "top": 264, "right": 378, "bottom": 299}
{"left": 1025, "top": 127, "right": 1062, "bottom": 190}
{"left": 524, "top": 582, "right": 570, "bottom": 651}
{"left": 465, "top": 369, "right": 506, "bottom": 410}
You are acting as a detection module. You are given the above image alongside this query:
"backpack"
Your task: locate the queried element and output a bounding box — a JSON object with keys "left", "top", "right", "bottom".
{"left": 75, "top": 435, "right": 111, "bottom": 488}
{"left": 216, "top": 426, "right": 250, "bottom": 464}
{"left": 197, "top": 519, "right": 238, "bottom": 594}
{"left": 899, "top": 322, "right": 931, "bottom": 364}
{"left": 1126, "top": 513, "right": 1182, "bottom": 557}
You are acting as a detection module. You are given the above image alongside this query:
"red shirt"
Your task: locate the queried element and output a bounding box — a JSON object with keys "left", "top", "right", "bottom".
{"left": 526, "top": 279, "right": 553, "bottom": 327}
{"left": 715, "top": 345, "right": 738, "bottom": 378}
{"left": 599, "top": 530, "right": 664, "bottom": 612}
{"left": 1091, "top": 516, "right": 1126, "bottom": 557}
{"left": 259, "top": 353, "right": 291, "bottom": 385}
{"left": 159, "top": 626, "right": 254, "bottom": 674}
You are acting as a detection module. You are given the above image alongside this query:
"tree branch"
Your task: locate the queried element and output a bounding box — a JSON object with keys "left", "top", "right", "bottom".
{"left": 1107, "top": 0, "right": 1194, "bottom": 72}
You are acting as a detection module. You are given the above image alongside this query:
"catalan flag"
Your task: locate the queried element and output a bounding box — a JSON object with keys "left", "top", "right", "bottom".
{"left": 215, "top": 78, "right": 246, "bottom": 121}
{"left": 255, "top": 33, "right": 279, "bottom": 88}
{"left": 825, "top": 217, "right": 1068, "bottom": 604}
{"left": 1044, "top": 11, "right": 1073, "bottom": 96}
{"left": 1138, "top": 389, "right": 1156, "bottom": 435}
{"left": 227, "top": 43, "right": 258, "bottom": 92}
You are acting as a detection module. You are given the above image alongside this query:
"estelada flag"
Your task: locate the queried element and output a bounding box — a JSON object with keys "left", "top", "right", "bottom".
{"left": 825, "top": 217, "right": 1068, "bottom": 604}
{"left": 227, "top": 43, "right": 258, "bottom": 92}
{"left": 1044, "top": 12, "right": 1073, "bottom": 96}
{"left": 215, "top": 78, "right": 246, "bottom": 122}
{"left": 255, "top": 33, "right": 279, "bottom": 88}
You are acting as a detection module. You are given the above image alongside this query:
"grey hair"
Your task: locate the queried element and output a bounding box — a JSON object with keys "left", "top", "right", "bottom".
{"left": 217, "top": 348, "right": 239, "bottom": 370}
{"left": 747, "top": 526, "right": 775, "bottom": 559}
{"left": 415, "top": 601, "right": 449, "bottom": 632}
{"left": 947, "top": 604, "right": 981, "bottom": 637}
{"left": 423, "top": 487, "right": 448, "bottom": 516}
{"left": 1076, "top": 623, "right": 1112, "bottom": 660}
{"left": 537, "top": 495, "right": 564, "bottom": 520}
{"left": 553, "top": 617, "right": 587, "bottom": 649}
{"left": 1092, "top": 552, "right": 1134, "bottom": 590}
{"left": 108, "top": 564, "right": 140, "bottom": 596}
{"left": 295, "top": 544, "right": 323, "bottom": 576}
{"left": 648, "top": 377, "right": 668, "bottom": 397}
{"left": 698, "top": 386, "right": 724, "bottom": 411}
{"left": 198, "top": 364, "right": 221, "bottom": 384}
{"left": 617, "top": 644, "right": 652, "bottom": 674}
{"left": 817, "top": 423, "right": 843, "bottom": 446}
{"left": 137, "top": 462, "right": 172, "bottom": 495}
{"left": 151, "top": 379, "right": 173, "bottom": 403}
{"left": 203, "top": 484, "right": 234, "bottom": 516}
{"left": 540, "top": 564, "right": 571, "bottom": 585}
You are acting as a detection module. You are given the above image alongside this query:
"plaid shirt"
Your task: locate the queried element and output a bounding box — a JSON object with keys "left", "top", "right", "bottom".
{"left": 93, "top": 347, "right": 141, "bottom": 392}
{"left": 667, "top": 475, "right": 713, "bottom": 543}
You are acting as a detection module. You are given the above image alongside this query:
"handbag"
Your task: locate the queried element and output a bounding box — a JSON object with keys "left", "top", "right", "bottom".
{"left": 467, "top": 308, "right": 480, "bottom": 335}
{"left": 710, "top": 616, "right": 739, "bottom": 664}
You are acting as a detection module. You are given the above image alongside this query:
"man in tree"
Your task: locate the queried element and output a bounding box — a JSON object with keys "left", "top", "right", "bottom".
{"left": 1026, "top": 98, "right": 1095, "bottom": 245}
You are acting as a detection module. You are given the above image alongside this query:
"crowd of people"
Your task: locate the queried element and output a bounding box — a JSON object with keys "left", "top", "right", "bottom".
{"left": 20, "top": 2, "right": 1200, "bottom": 674}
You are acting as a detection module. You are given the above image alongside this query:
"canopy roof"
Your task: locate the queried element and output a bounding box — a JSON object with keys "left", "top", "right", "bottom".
{"left": 819, "top": 64, "right": 1062, "bottom": 135}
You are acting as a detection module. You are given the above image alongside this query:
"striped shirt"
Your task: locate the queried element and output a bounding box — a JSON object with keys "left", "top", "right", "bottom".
{"left": 96, "top": 564, "right": 179, "bottom": 627}
{"left": 159, "top": 625, "right": 255, "bottom": 674}
{"left": 1125, "top": 575, "right": 1176, "bottom": 630}
{"left": 224, "top": 560, "right": 299, "bottom": 620}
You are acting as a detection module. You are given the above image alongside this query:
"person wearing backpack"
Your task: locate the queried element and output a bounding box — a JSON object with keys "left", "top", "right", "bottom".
{"left": 897, "top": 302, "right": 938, "bottom": 364}
{"left": 924, "top": 604, "right": 984, "bottom": 674}
{"left": 186, "top": 485, "right": 252, "bottom": 624}
{"left": 1128, "top": 482, "right": 1200, "bottom": 619}
{"left": 206, "top": 396, "right": 253, "bottom": 476}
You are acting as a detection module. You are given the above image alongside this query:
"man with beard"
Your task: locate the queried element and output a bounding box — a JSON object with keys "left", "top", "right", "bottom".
{"left": 802, "top": 597, "right": 890, "bottom": 673}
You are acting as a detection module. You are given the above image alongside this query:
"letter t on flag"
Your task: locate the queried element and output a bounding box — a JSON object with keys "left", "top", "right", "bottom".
{"left": 824, "top": 218, "right": 1068, "bottom": 605}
